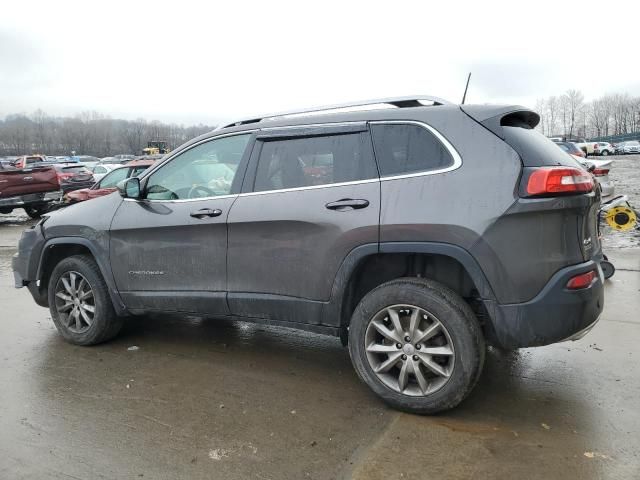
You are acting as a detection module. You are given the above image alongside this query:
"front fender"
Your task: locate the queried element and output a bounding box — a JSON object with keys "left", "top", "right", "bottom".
{"left": 36, "top": 237, "right": 128, "bottom": 315}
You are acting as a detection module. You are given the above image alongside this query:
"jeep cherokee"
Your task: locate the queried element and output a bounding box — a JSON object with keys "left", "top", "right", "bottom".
{"left": 12, "top": 96, "right": 604, "bottom": 413}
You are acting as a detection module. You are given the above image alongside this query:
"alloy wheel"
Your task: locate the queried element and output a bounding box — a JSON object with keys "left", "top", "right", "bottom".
{"left": 54, "top": 271, "right": 95, "bottom": 334}
{"left": 364, "top": 304, "right": 455, "bottom": 396}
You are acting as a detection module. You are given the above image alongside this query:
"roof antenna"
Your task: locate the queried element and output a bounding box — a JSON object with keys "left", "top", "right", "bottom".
{"left": 461, "top": 72, "right": 472, "bottom": 104}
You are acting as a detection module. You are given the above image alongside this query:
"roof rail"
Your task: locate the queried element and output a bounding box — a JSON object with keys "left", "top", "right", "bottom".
{"left": 219, "top": 95, "right": 452, "bottom": 129}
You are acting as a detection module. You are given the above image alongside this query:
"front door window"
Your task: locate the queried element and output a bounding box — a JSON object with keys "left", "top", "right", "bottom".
{"left": 145, "top": 134, "right": 251, "bottom": 200}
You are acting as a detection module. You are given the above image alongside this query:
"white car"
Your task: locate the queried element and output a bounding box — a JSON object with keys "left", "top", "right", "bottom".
{"left": 88, "top": 163, "right": 118, "bottom": 182}
{"left": 570, "top": 155, "right": 614, "bottom": 197}
{"left": 572, "top": 138, "right": 598, "bottom": 156}
{"left": 620, "top": 140, "right": 640, "bottom": 154}
{"left": 594, "top": 142, "right": 614, "bottom": 156}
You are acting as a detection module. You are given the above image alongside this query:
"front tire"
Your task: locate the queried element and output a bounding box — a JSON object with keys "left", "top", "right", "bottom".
{"left": 601, "top": 150, "right": 609, "bottom": 156}
{"left": 48, "top": 255, "right": 123, "bottom": 345}
{"left": 348, "top": 277, "right": 485, "bottom": 414}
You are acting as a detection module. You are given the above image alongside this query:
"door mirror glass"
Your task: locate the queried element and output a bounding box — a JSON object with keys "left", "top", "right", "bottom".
{"left": 117, "top": 177, "right": 141, "bottom": 199}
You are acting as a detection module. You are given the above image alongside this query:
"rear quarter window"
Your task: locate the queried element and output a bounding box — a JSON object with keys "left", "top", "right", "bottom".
{"left": 502, "top": 127, "right": 581, "bottom": 167}
{"left": 370, "top": 124, "right": 453, "bottom": 177}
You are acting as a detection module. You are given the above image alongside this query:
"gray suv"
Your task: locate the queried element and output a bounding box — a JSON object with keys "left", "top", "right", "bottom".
{"left": 12, "top": 96, "right": 604, "bottom": 413}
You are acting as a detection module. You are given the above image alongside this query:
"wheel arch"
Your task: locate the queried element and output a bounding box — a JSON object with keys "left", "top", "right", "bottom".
{"left": 36, "top": 237, "right": 128, "bottom": 315}
{"left": 322, "top": 242, "right": 498, "bottom": 341}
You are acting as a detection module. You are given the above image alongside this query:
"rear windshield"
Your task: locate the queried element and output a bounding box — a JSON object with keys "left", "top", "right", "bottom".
{"left": 56, "top": 166, "right": 88, "bottom": 173}
{"left": 502, "top": 127, "right": 580, "bottom": 167}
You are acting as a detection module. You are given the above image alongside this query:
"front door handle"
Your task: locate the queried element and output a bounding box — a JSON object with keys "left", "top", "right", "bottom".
{"left": 325, "top": 198, "right": 370, "bottom": 211}
{"left": 190, "top": 208, "right": 222, "bottom": 219}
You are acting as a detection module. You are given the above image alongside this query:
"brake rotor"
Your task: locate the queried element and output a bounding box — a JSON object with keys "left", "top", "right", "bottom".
{"left": 605, "top": 206, "right": 637, "bottom": 231}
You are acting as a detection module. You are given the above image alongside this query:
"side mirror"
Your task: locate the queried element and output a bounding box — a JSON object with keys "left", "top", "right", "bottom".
{"left": 117, "top": 177, "right": 141, "bottom": 199}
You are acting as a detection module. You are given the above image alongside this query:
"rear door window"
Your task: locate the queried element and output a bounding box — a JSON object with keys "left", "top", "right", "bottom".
{"left": 253, "top": 133, "right": 377, "bottom": 192}
{"left": 370, "top": 124, "right": 454, "bottom": 177}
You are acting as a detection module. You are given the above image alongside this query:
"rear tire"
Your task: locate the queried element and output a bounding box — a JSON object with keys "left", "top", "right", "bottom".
{"left": 348, "top": 277, "right": 485, "bottom": 414}
{"left": 24, "top": 206, "right": 47, "bottom": 219}
{"left": 602, "top": 150, "right": 609, "bottom": 156}
{"left": 601, "top": 261, "right": 615, "bottom": 279}
{"left": 48, "top": 254, "right": 123, "bottom": 345}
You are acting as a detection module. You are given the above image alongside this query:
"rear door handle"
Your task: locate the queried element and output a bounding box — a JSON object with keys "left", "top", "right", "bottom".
{"left": 325, "top": 198, "right": 369, "bottom": 211}
{"left": 190, "top": 208, "right": 222, "bottom": 219}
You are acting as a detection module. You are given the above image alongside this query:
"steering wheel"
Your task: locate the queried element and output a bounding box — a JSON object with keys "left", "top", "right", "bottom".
{"left": 188, "top": 185, "right": 216, "bottom": 199}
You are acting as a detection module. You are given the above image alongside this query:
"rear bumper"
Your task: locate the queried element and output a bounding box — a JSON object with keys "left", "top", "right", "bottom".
{"left": 0, "top": 190, "right": 63, "bottom": 208}
{"left": 597, "top": 177, "right": 614, "bottom": 197}
{"left": 485, "top": 260, "right": 604, "bottom": 349}
{"left": 60, "top": 181, "right": 94, "bottom": 193}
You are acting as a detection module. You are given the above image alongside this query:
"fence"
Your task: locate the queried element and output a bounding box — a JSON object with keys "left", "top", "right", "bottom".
{"left": 590, "top": 132, "right": 640, "bottom": 143}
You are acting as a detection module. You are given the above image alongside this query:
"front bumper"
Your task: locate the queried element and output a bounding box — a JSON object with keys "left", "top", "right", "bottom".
{"left": 0, "top": 190, "right": 63, "bottom": 208}
{"left": 12, "top": 224, "right": 44, "bottom": 287}
{"left": 485, "top": 260, "right": 604, "bottom": 349}
{"left": 12, "top": 223, "right": 48, "bottom": 307}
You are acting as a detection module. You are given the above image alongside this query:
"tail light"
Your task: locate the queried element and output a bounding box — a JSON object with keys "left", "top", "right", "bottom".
{"left": 56, "top": 172, "right": 74, "bottom": 182}
{"left": 592, "top": 168, "right": 609, "bottom": 176}
{"left": 523, "top": 167, "right": 594, "bottom": 197}
{"left": 576, "top": 150, "right": 586, "bottom": 157}
{"left": 566, "top": 270, "right": 596, "bottom": 290}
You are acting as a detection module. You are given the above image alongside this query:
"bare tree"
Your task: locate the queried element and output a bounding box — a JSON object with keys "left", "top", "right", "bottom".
{"left": 563, "top": 89, "right": 584, "bottom": 138}
{"left": 535, "top": 99, "right": 546, "bottom": 135}
{"left": 2, "top": 115, "right": 32, "bottom": 154}
{"left": 120, "top": 118, "right": 147, "bottom": 155}
{"left": 559, "top": 95, "right": 570, "bottom": 137}
{"left": 546, "top": 96, "right": 559, "bottom": 135}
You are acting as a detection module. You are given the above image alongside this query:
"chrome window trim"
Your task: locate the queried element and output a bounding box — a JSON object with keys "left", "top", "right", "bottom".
{"left": 133, "top": 120, "right": 462, "bottom": 202}
{"left": 369, "top": 120, "right": 462, "bottom": 181}
{"left": 139, "top": 130, "right": 256, "bottom": 203}
{"left": 124, "top": 193, "right": 239, "bottom": 204}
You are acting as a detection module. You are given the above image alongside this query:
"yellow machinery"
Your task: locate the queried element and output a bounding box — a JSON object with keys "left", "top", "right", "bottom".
{"left": 143, "top": 141, "right": 170, "bottom": 156}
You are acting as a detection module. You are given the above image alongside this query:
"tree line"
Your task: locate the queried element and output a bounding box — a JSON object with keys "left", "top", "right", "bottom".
{"left": 0, "top": 110, "right": 216, "bottom": 157}
{"left": 535, "top": 90, "right": 640, "bottom": 140}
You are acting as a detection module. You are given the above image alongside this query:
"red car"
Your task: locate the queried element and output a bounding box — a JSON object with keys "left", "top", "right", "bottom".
{"left": 65, "top": 159, "right": 155, "bottom": 204}
{"left": 54, "top": 164, "right": 95, "bottom": 193}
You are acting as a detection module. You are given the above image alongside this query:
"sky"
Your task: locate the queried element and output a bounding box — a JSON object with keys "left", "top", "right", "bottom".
{"left": 1, "top": 0, "right": 639, "bottom": 126}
